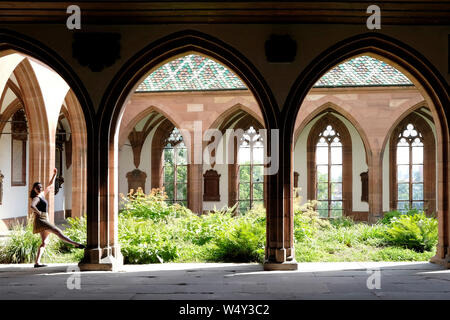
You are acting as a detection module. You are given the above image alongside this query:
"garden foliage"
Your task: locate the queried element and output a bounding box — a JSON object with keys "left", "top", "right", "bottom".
{"left": 0, "top": 189, "right": 439, "bottom": 264}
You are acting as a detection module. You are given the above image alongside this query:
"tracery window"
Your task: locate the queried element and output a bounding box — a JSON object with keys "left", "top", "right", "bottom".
{"left": 11, "top": 109, "right": 27, "bottom": 186}
{"left": 395, "top": 123, "right": 425, "bottom": 211}
{"left": 307, "top": 113, "right": 352, "bottom": 218}
{"left": 54, "top": 121, "right": 65, "bottom": 195}
{"left": 315, "top": 124, "right": 343, "bottom": 218}
{"left": 389, "top": 113, "right": 436, "bottom": 215}
{"left": 237, "top": 126, "right": 264, "bottom": 213}
{"left": 163, "top": 127, "right": 187, "bottom": 206}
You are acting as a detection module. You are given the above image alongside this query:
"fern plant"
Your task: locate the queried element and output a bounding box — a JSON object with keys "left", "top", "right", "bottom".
{"left": 386, "top": 212, "right": 438, "bottom": 252}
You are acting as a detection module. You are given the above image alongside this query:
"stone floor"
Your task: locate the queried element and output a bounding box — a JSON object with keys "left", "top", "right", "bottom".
{"left": 0, "top": 262, "right": 449, "bottom": 300}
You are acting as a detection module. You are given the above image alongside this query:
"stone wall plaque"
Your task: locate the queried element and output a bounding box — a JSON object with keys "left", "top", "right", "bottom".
{"left": 360, "top": 171, "right": 368, "bottom": 203}
{"left": 126, "top": 169, "right": 147, "bottom": 194}
{"left": 203, "top": 169, "right": 220, "bottom": 201}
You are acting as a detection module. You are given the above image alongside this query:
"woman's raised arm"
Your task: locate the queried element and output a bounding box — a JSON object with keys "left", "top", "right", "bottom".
{"left": 44, "top": 168, "right": 58, "bottom": 195}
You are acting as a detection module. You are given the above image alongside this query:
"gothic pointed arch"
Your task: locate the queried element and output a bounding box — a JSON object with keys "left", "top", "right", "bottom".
{"left": 295, "top": 103, "right": 370, "bottom": 164}
{"left": 284, "top": 32, "right": 449, "bottom": 266}
{"left": 389, "top": 112, "right": 436, "bottom": 215}
{"left": 96, "top": 30, "right": 281, "bottom": 270}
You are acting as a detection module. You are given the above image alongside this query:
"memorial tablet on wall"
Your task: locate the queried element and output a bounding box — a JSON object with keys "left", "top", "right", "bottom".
{"left": 203, "top": 169, "right": 220, "bottom": 201}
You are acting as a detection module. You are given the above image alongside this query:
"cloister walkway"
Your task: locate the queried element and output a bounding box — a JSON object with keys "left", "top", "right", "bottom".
{"left": 0, "top": 262, "right": 449, "bottom": 300}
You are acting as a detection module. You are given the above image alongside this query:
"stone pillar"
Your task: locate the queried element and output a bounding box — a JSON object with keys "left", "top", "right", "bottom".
{"left": 188, "top": 164, "right": 203, "bottom": 214}
{"left": 263, "top": 128, "right": 297, "bottom": 271}
{"left": 367, "top": 152, "right": 383, "bottom": 224}
{"left": 430, "top": 145, "right": 450, "bottom": 268}
{"left": 79, "top": 131, "right": 122, "bottom": 271}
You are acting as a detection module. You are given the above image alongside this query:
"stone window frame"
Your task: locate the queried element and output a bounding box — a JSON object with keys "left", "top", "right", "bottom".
{"left": 11, "top": 109, "right": 27, "bottom": 187}
{"left": 389, "top": 113, "right": 436, "bottom": 214}
{"left": 152, "top": 119, "right": 189, "bottom": 206}
{"left": 54, "top": 119, "right": 66, "bottom": 195}
{"left": 237, "top": 126, "right": 265, "bottom": 213}
{"left": 227, "top": 115, "right": 265, "bottom": 213}
{"left": 307, "top": 113, "right": 352, "bottom": 217}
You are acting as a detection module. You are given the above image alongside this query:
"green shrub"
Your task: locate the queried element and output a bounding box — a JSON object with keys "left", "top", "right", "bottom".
{"left": 293, "top": 200, "right": 330, "bottom": 242}
{"left": 207, "top": 205, "right": 266, "bottom": 263}
{"left": 380, "top": 208, "right": 427, "bottom": 225}
{"left": 371, "top": 246, "right": 434, "bottom": 261}
{"left": 0, "top": 222, "right": 57, "bottom": 263}
{"left": 118, "top": 216, "right": 178, "bottom": 264}
{"left": 354, "top": 223, "right": 388, "bottom": 245}
{"left": 329, "top": 216, "right": 355, "bottom": 228}
{"left": 120, "top": 188, "right": 186, "bottom": 221}
{"left": 386, "top": 212, "right": 438, "bottom": 252}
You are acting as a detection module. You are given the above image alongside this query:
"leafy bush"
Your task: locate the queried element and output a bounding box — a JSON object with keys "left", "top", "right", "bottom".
{"left": 0, "top": 222, "right": 57, "bottom": 263}
{"left": 120, "top": 188, "right": 186, "bottom": 221}
{"left": 329, "top": 216, "right": 355, "bottom": 228}
{"left": 380, "top": 208, "right": 427, "bottom": 225}
{"left": 293, "top": 200, "right": 330, "bottom": 242}
{"left": 371, "top": 246, "right": 434, "bottom": 261}
{"left": 379, "top": 210, "right": 403, "bottom": 225}
{"left": 386, "top": 212, "right": 438, "bottom": 252}
{"left": 119, "top": 216, "right": 178, "bottom": 263}
{"left": 206, "top": 205, "right": 266, "bottom": 263}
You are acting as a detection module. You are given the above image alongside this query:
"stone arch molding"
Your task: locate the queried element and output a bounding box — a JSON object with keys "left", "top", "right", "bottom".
{"left": 283, "top": 32, "right": 450, "bottom": 268}
{"left": 294, "top": 102, "right": 370, "bottom": 164}
{"left": 0, "top": 30, "right": 93, "bottom": 225}
{"left": 91, "top": 29, "right": 280, "bottom": 271}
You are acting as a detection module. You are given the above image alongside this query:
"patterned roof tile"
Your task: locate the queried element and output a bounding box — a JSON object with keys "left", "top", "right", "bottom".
{"left": 314, "top": 55, "right": 413, "bottom": 87}
{"left": 136, "top": 54, "right": 247, "bottom": 92}
{"left": 136, "top": 54, "right": 413, "bottom": 92}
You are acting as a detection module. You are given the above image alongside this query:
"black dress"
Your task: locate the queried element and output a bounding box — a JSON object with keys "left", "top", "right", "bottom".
{"left": 32, "top": 196, "right": 54, "bottom": 234}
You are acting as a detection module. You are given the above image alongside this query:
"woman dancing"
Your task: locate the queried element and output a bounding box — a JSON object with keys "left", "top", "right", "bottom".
{"left": 30, "top": 168, "right": 85, "bottom": 268}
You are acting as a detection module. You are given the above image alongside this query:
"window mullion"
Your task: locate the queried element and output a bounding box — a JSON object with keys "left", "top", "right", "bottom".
{"left": 328, "top": 142, "right": 331, "bottom": 218}
{"left": 409, "top": 144, "right": 413, "bottom": 208}
{"left": 174, "top": 148, "right": 177, "bottom": 202}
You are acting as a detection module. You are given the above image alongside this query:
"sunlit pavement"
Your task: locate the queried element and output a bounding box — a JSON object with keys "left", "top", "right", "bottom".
{"left": 0, "top": 262, "right": 449, "bottom": 300}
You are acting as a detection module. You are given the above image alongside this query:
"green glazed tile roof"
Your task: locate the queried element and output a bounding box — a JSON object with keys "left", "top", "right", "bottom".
{"left": 314, "top": 55, "right": 413, "bottom": 87}
{"left": 136, "top": 54, "right": 413, "bottom": 92}
{"left": 136, "top": 54, "right": 247, "bottom": 92}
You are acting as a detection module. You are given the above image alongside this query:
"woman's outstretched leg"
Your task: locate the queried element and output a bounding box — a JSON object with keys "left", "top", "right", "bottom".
{"left": 48, "top": 227, "right": 84, "bottom": 248}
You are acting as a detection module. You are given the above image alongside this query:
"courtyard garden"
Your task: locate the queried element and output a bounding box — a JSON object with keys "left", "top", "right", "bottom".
{"left": 0, "top": 189, "right": 438, "bottom": 264}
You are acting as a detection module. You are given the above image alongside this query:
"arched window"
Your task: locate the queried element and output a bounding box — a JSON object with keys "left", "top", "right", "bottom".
{"left": 11, "top": 108, "right": 28, "bottom": 186}
{"left": 163, "top": 127, "right": 187, "bottom": 206}
{"left": 54, "top": 120, "right": 66, "bottom": 195}
{"left": 390, "top": 114, "right": 435, "bottom": 214}
{"left": 315, "top": 124, "right": 343, "bottom": 217}
{"left": 237, "top": 126, "right": 264, "bottom": 213}
{"left": 307, "top": 114, "right": 352, "bottom": 218}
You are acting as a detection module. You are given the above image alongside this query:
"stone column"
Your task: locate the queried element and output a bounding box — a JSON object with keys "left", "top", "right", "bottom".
{"left": 188, "top": 164, "right": 203, "bottom": 214}
{"left": 367, "top": 152, "right": 383, "bottom": 224}
{"left": 263, "top": 127, "right": 297, "bottom": 271}
{"left": 79, "top": 130, "right": 122, "bottom": 271}
{"left": 430, "top": 144, "right": 450, "bottom": 268}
